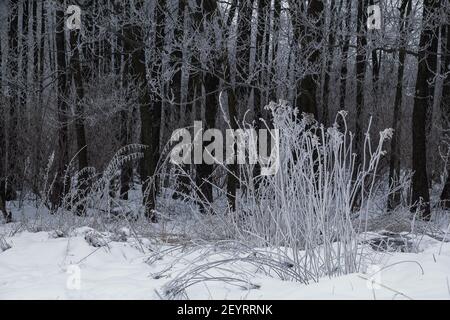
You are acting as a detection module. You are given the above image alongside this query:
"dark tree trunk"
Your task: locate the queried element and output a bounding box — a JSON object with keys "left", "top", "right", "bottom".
{"left": 194, "top": 0, "right": 221, "bottom": 213}
{"left": 196, "top": 80, "right": 220, "bottom": 212}
{"left": 20, "top": 0, "right": 29, "bottom": 116}
{"left": 182, "top": 0, "right": 204, "bottom": 202}
{"left": 369, "top": 0, "right": 380, "bottom": 88}
{"left": 351, "top": 0, "right": 368, "bottom": 211}
{"left": 0, "top": 3, "right": 3, "bottom": 181}
{"left": 69, "top": 31, "right": 88, "bottom": 174}
{"left": 50, "top": 4, "right": 70, "bottom": 209}
{"left": 294, "top": 0, "right": 324, "bottom": 119}
{"left": 269, "top": 0, "right": 281, "bottom": 104}
{"left": 254, "top": 0, "right": 271, "bottom": 119}
{"left": 226, "top": 0, "right": 253, "bottom": 212}
{"left": 69, "top": 27, "right": 89, "bottom": 215}
{"left": 7, "top": 0, "right": 19, "bottom": 186}
{"left": 322, "top": 0, "right": 336, "bottom": 127}
{"left": 222, "top": 0, "right": 239, "bottom": 211}
{"left": 119, "top": 48, "right": 132, "bottom": 200}
{"left": 355, "top": 0, "right": 368, "bottom": 161}
{"left": 111, "top": 0, "right": 132, "bottom": 200}
{"left": 124, "top": 0, "right": 165, "bottom": 222}
{"left": 388, "top": 0, "right": 412, "bottom": 211}
{"left": 411, "top": 0, "right": 440, "bottom": 219}
{"left": 171, "top": 0, "right": 191, "bottom": 200}
{"left": 119, "top": 38, "right": 133, "bottom": 201}
{"left": 196, "top": 72, "right": 220, "bottom": 211}
{"left": 339, "top": 0, "right": 352, "bottom": 112}
{"left": 251, "top": 0, "right": 272, "bottom": 187}
{"left": 15, "top": 0, "right": 29, "bottom": 198}
{"left": 31, "top": 0, "right": 46, "bottom": 193}
{"left": 371, "top": 49, "right": 380, "bottom": 86}
{"left": 440, "top": 18, "right": 450, "bottom": 209}
{"left": 226, "top": 88, "right": 239, "bottom": 211}
{"left": 20, "top": 0, "right": 29, "bottom": 109}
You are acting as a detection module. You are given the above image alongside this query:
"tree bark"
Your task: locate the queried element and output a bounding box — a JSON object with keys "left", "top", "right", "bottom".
{"left": 322, "top": 0, "right": 336, "bottom": 127}
{"left": 6, "top": 0, "right": 19, "bottom": 186}
{"left": 50, "top": 4, "right": 70, "bottom": 209}
{"left": 355, "top": 0, "right": 368, "bottom": 162}
{"left": 440, "top": 15, "right": 450, "bottom": 209}
{"left": 411, "top": 0, "right": 440, "bottom": 219}
{"left": 125, "top": 0, "right": 165, "bottom": 222}
{"left": 31, "top": 0, "right": 46, "bottom": 194}
{"left": 69, "top": 26, "right": 89, "bottom": 215}
{"left": 294, "top": 0, "right": 324, "bottom": 119}
{"left": 351, "top": 0, "right": 368, "bottom": 211}
{"left": 339, "top": 0, "right": 352, "bottom": 112}
{"left": 388, "top": 0, "right": 412, "bottom": 211}
{"left": 194, "top": 0, "right": 221, "bottom": 213}
{"left": 226, "top": 0, "right": 253, "bottom": 212}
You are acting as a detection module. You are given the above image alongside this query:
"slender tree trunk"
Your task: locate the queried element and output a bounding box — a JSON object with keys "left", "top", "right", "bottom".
{"left": 223, "top": 2, "right": 239, "bottom": 211}
{"left": 370, "top": 0, "right": 380, "bottom": 88}
{"left": 111, "top": 1, "right": 132, "bottom": 200}
{"left": 15, "top": 0, "right": 29, "bottom": 199}
{"left": 411, "top": 0, "right": 440, "bottom": 219}
{"left": 339, "top": 0, "right": 352, "bottom": 112}
{"left": 69, "top": 26, "right": 89, "bottom": 215}
{"left": 322, "top": 0, "right": 336, "bottom": 126}
{"left": 119, "top": 46, "right": 132, "bottom": 200}
{"left": 119, "top": 33, "right": 133, "bottom": 201}
{"left": 388, "top": 0, "right": 412, "bottom": 211}
{"left": 32, "top": 0, "right": 46, "bottom": 193}
{"left": 193, "top": 0, "right": 221, "bottom": 213}
{"left": 50, "top": 4, "right": 70, "bottom": 209}
{"left": 254, "top": 0, "right": 271, "bottom": 120}
{"left": 440, "top": 14, "right": 450, "bottom": 209}
{"left": 171, "top": 0, "right": 191, "bottom": 200}
{"left": 268, "top": 0, "right": 281, "bottom": 104}
{"left": 182, "top": 0, "right": 204, "bottom": 202}
{"left": 196, "top": 72, "right": 219, "bottom": 211}
{"left": 355, "top": 0, "right": 368, "bottom": 160}
{"left": 251, "top": 0, "right": 271, "bottom": 186}
{"left": 226, "top": 0, "right": 252, "bottom": 212}
{"left": 20, "top": 0, "right": 29, "bottom": 123}
{"left": 294, "top": 0, "right": 324, "bottom": 119}
{"left": 7, "top": 0, "right": 19, "bottom": 186}
{"left": 125, "top": 0, "right": 165, "bottom": 222}
{"left": 0, "top": 3, "right": 4, "bottom": 181}
{"left": 227, "top": 88, "right": 239, "bottom": 212}
{"left": 351, "top": 0, "right": 368, "bottom": 211}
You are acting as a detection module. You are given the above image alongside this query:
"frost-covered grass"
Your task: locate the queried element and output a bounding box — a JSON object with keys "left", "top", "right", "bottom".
{"left": 158, "top": 102, "right": 397, "bottom": 281}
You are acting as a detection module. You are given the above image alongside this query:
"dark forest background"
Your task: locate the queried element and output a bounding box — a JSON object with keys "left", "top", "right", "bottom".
{"left": 0, "top": 0, "right": 449, "bottom": 222}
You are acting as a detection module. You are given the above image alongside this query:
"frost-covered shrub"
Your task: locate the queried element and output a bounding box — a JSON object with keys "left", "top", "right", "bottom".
{"left": 21, "top": 144, "right": 146, "bottom": 234}
{"left": 158, "top": 101, "right": 392, "bottom": 281}
{"left": 227, "top": 101, "right": 391, "bottom": 278}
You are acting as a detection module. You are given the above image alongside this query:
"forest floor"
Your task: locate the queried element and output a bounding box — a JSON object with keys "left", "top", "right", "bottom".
{"left": 1, "top": 201, "right": 450, "bottom": 299}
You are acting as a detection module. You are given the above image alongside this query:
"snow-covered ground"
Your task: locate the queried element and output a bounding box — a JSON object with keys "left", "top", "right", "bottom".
{"left": 1, "top": 222, "right": 450, "bottom": 300}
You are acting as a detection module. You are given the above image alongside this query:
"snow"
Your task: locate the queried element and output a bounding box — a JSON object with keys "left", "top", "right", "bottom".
{"left": 0, "top": 228, "right": 160, "bottom": 299}
{"left": 1, "top": 223, "right": 450, "bottom": 300}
